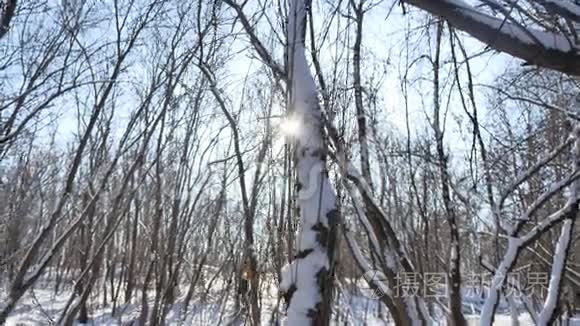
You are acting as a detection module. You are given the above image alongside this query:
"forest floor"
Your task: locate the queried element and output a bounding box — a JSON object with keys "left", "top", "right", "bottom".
{"left": 2, "top": 279, "right": 579, "bottom": 325}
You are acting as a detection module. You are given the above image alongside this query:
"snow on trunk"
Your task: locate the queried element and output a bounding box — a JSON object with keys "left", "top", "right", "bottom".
{"left": 481, "top": 99, "right": 580, "bottom": 326}
{"left": 536, "top": 100, "right": 580, "bottom": 325}
{"left": 537, "top": 219, "right": 573, "bottom": 325}
{"left": 480, "top": 236, "right": 522, "bottom": 326}
{"left": 279, "top": 0, "right": 339, "bottom": 325}
{"left": 506, "top": 294, "right": 520, "bottom": 326}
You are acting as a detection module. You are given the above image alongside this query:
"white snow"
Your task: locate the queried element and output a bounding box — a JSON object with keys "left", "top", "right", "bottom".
{"left": 443, "top": 0, "right": 577, "bottom": 52}
{"left": 536, "top": 219, "right": 573, "bottom": 325}
{"left": 279, "top": 0, "right": 340, "bottom": 324}
{"left": 540, "top": 0, "right": 580, "bottom": 18}
{"left": 480, "top": 236, "right": 522, "bottom": 326}
{"left": 3, "top": 273, "right": 580, "bottom": 325}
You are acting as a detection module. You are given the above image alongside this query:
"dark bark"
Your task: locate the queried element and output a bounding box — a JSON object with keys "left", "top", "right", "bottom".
{"left": 431, "top": 22, "right": 466, "bottom": 326}
{"left": 404, "top": 0, "right": 580, "bottom": 76}
{"left": 0, "top": 0, "right": 16, "bottom": 39}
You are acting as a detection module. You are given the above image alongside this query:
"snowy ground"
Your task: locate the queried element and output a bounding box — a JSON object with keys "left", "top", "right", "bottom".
{"left": 2, "top": 281, "right": 580, "bottom": 325}
{"left": 2, "top": 287, "right": 246, "bottom": 325}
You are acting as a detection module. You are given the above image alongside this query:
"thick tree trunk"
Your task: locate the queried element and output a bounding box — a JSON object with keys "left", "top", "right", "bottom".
{"left": 279, "top": 1, "right": 339, "bottom": 325}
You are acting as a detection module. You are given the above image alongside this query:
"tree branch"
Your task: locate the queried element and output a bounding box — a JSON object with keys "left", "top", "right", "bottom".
{"left": 222, "top": 0, "right": 286, "bottom": 80}
{"left": 403, "top": 0, "right": 580, "bottom": 75}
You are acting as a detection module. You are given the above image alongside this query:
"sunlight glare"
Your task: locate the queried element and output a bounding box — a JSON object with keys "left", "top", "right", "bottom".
{"left": 279, "top": 115, "right": 301, "bottom": 137}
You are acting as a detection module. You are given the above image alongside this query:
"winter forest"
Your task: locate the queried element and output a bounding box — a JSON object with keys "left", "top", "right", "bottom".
{"left": 1, "top": 0, "right": 580, "bottom": 325}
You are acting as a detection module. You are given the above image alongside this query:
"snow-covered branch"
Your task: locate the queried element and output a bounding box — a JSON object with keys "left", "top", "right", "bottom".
{"left": 497, "top": 137, "right": 574, "bottom": 210}
{"left": 536, "top": 106, "right": 580, "bottom": 324}
{"left": 531, "top": 0, "right": 580, "bottom": 24}
{"left": 403, "top": 0, "right": 580, "bottom": 75}
{"left": 536, "top": 219, "right": 574, "bottom": 325}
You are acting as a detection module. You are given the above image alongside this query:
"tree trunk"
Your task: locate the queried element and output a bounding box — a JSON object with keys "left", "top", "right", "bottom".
{"left": 279, "top": 1, "right": 339, "bottom": 325}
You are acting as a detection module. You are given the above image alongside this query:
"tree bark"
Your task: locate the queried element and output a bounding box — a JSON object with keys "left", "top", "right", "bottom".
{"left": 431, "top": 22, "right": 467, "bottom": 326}
{"left": 279, "top": 1, "right": 339, "bottom": 325}
{"left": 403, "top": 0, "right": 580, "bottom": 76}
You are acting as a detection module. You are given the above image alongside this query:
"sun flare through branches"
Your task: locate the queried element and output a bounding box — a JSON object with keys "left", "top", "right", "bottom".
{"left": 278, "top": 115, "right": 302, "bottom": 137}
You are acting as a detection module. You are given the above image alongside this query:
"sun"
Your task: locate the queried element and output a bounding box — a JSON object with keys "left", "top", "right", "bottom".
{"left": 279, "top": 115, "right": 301, "bottom": 137}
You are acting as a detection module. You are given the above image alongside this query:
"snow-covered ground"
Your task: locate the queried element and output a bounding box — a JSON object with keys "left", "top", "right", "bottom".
{"left": 2, "top": 280, "right": 579, "bottom": 325}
